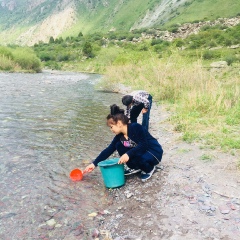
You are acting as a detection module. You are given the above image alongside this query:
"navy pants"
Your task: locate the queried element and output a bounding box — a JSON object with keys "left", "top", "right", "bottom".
{"left": 142, "top": 94, "right": 152, "bottom": 131}
{"left": 116, "top": 141, "right": 160, "bottom": 173}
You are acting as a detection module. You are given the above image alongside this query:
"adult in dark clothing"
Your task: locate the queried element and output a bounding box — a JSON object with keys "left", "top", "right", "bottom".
{"left": 84, "top": 105, "right": 163, "bottom": 182}
{"left": 122, "top": 90, "right": 152, "bottom": 131}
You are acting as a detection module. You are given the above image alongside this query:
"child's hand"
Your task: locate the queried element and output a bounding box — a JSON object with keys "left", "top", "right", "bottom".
{"left": 118, "top": 154, "right": 129, "bottom": 164}
{"left": 142, "top": 108, "right": 148, "bottom": 114}
{"left": 83, "top": 163, "right": 95, "bottom": 173}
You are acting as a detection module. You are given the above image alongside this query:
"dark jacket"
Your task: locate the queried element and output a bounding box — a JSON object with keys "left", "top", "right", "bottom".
{"left": 92, "top": 123, "right": 163, "bottom": 166}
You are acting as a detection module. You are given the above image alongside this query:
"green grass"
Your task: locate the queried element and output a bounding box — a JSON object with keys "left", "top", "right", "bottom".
{"left": 164, "top": 0, "right": 240, "bottom": 27}
{"left": 62, "top": 0, "right": 156, "bottom": 37}
{"left": 0, "top": 25, "right": 31, "bottom": 45}
{"left": 177, "top": 148, "right": 191, "bottom": 154}
{"left": 200, "top": 154, "right": 214, "bottom": 162}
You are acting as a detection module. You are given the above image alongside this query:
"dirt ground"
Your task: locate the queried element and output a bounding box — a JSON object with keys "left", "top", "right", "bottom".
{"left": 85, "top": 102, "right": 240, "bottom": 240}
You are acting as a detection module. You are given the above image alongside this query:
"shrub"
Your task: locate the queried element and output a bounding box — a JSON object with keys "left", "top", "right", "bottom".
{"left": 200, "top": 25, "right": 211, "bottom": 31}
{"left": 78, "top": 32, "right": 83, "bottom": 37}
{"left": 146, "top": 29, "right": 156, "bottom": 35}
{"left": 126, "top": 34, "right": 135, "bottom": 41}
{"left": 83, "top": 41, "right": 94, "bottom": 58}
{"left": 189, "top": 40, "right": 203, "bottom": 49}
{"left": 169, "top": 27, "right": 178, "bottom": 33}
{"left": 0, "top": 55, "right": 14, "bottom": 71}
{"left": 44, "top": 61, "right": 61, "bottom": 70}
{"left": 224, "top": 55, "right": 237, "bottom": 66}
{"left": 56, "top": 53, "right": 70, "bottom": 61}
{"left": 151, "top": 39, "right": 164, "bottom": 46}
{"left": 224, "top": 38, "right": 233, "bottom": 46}
{"left": 207, "top": 40, "right": 217, "bottom": 48}
{"left": 49, "top": 36, "right": 55, "bottom": 44}
{"left": 202, "top": 50, "right": 220, "bottom": 60}
{"left": 173, "top": 39, "right": 185, "bottom": 47}
{"left": 131, "top": 29, "right": 143, "bottom": 34}
{"left": 153, "top": 41, "right": 170, "bottom": 53}
{"left": 12, "top": 48, "right": 41, "bottom": 72}
{"left": 0, "top": 46, "right": 14, "bottom": 59}
{"left": 39, "top": 52, "right": 52, "bottom": 61}
{"left": 108, "top": 33, "right": 117, "bottom": 40}
{"left": 138, "top": 44, "right": 148, "bottom": 51}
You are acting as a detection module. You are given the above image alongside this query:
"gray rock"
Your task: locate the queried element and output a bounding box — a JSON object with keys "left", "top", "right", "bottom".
{"left": 210, "top": 61, "right": 228, "bottom": 68}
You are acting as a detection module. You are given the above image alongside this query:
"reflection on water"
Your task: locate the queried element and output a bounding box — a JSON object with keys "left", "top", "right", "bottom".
{"left": 0, "top": 71, "right": 122, "bottom": 239}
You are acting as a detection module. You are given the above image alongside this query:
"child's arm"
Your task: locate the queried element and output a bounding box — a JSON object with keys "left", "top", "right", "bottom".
{"left": 133, "top": 92, "right": 150, "bottom": 109}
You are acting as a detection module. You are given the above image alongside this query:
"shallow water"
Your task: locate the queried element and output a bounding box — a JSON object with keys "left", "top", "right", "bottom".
{"left": 0, "top": 71, "right": 122, "bottom": 239}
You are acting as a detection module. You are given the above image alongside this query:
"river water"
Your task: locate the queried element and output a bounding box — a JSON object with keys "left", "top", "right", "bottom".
{"left": 0, "top": 71, "right": 122, "bottom": 239}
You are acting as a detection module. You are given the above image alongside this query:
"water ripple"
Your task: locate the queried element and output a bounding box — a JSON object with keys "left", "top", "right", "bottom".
{"left": 0, "top": 71, "right": 122, "bottom": 239}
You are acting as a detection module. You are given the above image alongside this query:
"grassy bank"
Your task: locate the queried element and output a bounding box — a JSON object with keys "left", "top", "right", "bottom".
{"left": 0, "top": 46, "right": 41, "bottom": 73}
{"left": 97, "top": 51, "right": 239, "bottom": 154}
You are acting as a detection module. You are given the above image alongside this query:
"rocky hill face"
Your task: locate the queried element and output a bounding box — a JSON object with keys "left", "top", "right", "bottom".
{"left": 1, "top": 0, "right": 17, "bottom": 11}
{"left": 0, "top": 0, "right": 239, "bottom": 46}
{"left": 0, "top": 0, "right": 76, "bottom": 45}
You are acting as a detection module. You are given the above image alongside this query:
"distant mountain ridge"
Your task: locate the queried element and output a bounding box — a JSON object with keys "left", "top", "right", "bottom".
{"left": 0, "top": 0, "right": 239, "bottom": 46}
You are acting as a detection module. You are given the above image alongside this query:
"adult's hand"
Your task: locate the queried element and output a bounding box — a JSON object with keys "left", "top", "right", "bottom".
{"left": 142, "top": 108, "right": 148, "bottom": 114}
{"left": 83, "top": 163, "right": 95, "bottom": 173}
{"left": 118, "top": 153, "right": 129, "bottom": 164}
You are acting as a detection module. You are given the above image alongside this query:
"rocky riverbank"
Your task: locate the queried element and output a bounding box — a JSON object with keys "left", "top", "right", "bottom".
{"left": 83, "top": 102, "right": 240, "bottom": 240}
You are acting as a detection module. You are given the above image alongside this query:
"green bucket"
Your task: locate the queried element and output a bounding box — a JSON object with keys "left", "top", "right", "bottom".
{"left": 98, "top": 158, "right": 125, "bottom": 188}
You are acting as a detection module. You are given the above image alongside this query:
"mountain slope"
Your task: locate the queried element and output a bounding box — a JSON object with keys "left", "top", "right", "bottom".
{"left": 0, "top": 0, "right": 239, "bottom": 46}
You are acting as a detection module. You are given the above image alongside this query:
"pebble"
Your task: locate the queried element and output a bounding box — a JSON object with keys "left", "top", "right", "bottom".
{"left": 219, "top": 205, "right": 230, "bottom": 214}
{"left": 88, "top": 212, "right": 98, "bottom": 217}
{"left": 91, "top": 228, "right": 99, "bottom": 238}
{"left": 126, "top": 192, "right": 133, "bottom": 198}
{"left": 46, "top": 219, "right": 56, "bottom": 227}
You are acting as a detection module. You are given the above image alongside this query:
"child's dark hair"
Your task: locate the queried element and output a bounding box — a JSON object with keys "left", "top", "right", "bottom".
{"left": 122, "top": 95, "right": 133, "bottom": 106}
{"left": 110, "top": 104, "right": 124, "bottom": 115}
{"left": 107, "top": 104, "right": 129, "bottom": 125}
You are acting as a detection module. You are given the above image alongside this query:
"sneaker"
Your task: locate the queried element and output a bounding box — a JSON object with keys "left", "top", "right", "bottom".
{"left": 124, "top": 168, "right": 141, "bottom": 176}
{"left": 141, "top": 166, "right": 156, "bottom": 182}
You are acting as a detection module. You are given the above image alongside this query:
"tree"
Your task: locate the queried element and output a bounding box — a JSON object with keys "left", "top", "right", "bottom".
{"left": 78, "top": 32, "right": 83, "bottom": 37}
{"left": 82, "top": 41, "right": 93, "bottom": 57}
{"left": 49, "top": 36, "right": 55, "bottom": 44}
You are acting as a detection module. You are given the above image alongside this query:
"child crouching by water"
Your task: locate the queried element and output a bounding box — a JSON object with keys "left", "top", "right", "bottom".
{"left": 84, "top": 104, "right": 163, "bottom": 182}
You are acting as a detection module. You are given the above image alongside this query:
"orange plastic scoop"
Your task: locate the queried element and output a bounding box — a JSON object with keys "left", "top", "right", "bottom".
{"left": 70, "top": 168, "right": 83, "bottom": 181}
